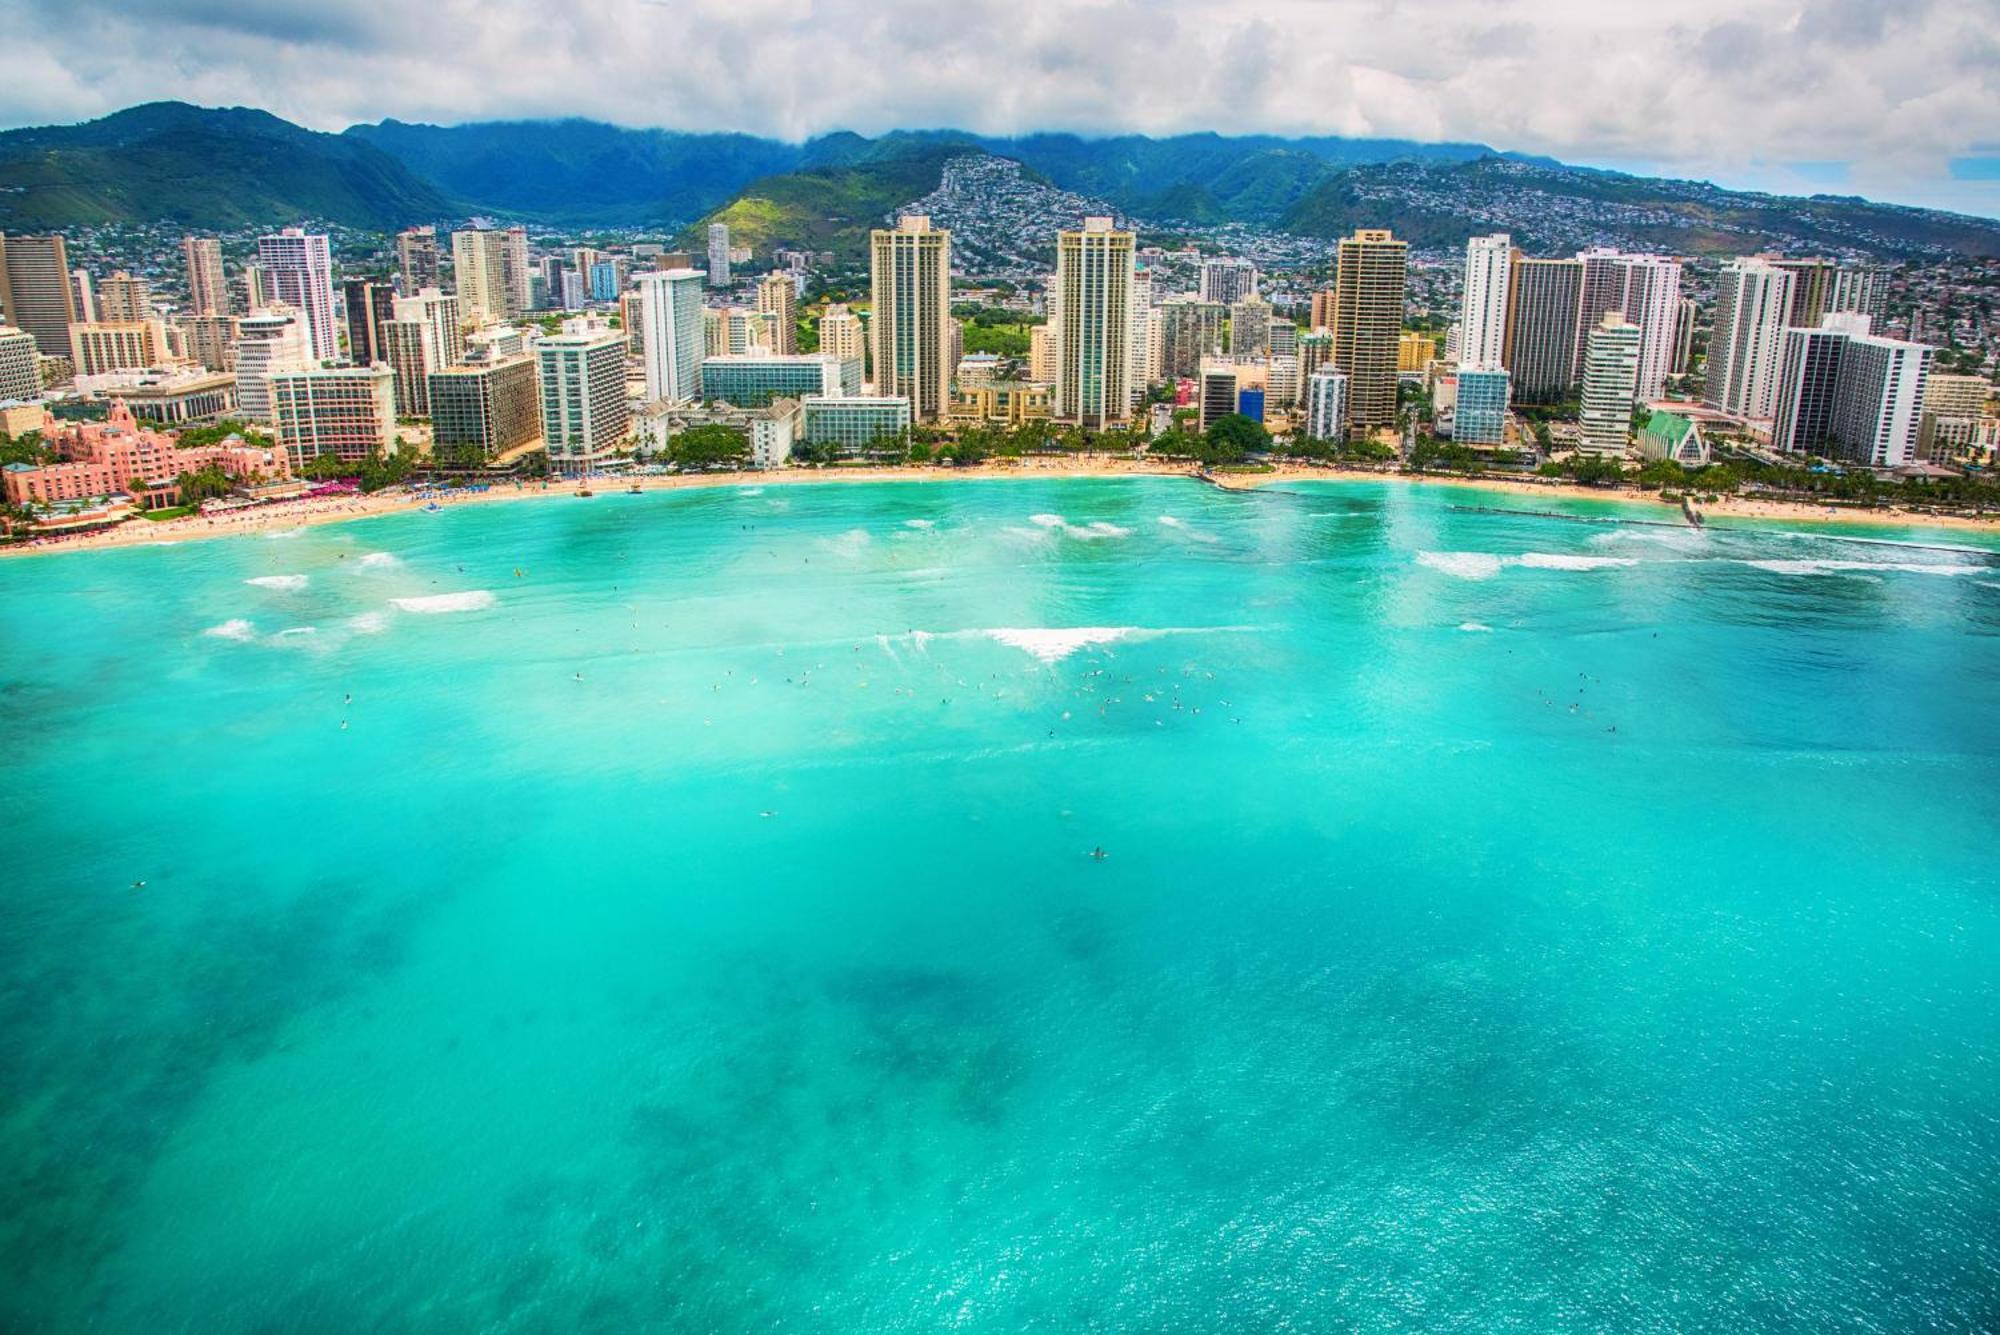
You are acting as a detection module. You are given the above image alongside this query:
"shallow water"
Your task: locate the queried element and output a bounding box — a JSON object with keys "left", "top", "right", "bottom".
{"left": 2, "top": 477, "right": 1997, "bottom": 1331}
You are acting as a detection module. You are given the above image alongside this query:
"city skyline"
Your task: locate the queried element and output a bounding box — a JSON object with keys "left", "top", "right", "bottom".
{"left": 0, "top": 0, "right": 1995, "bottom": 219}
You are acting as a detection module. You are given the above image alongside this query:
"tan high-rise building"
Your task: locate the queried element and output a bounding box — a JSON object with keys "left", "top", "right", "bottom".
{"left": 452, "top": 229, "right": 517, "bottom": 324}
{"left": 270, "top": 363, "right": 398, "bottom": 466}
{"left": 869, "top": 215, "right": 952, "bottom": 421}
{"left": 1052, "top": 217, "right": 1135, "bottom": 428}
{"left": 1029, "top": 323, "right": 1056, "bottom": 384}
{"left": 96, "top": 271, "right": 153, "bottom": 323}
{"left": 183, "top": 237, "right": 229, "bottom": 317}
{"left": 1329, "top": 229, "right": 1409, "bottom": 432}
{"left": 0, "top": 233, "right": 80, "bottom": 356}
{"left": 69, "top": 321, "right": 171, "bottom": 377}
{"left": 1397, "top": 331, "right": 1438, "bottom": 372}
{"left": 818, "top": 303, "right": 866, "bottom": 376}
{"left": 1309, "top": 287, "right": 1338, "bottom": 333}
{"left": 396, "top": 226, "right": 441, "bottom": 293}
{"left": 756, "top": 273, "right": 797, "bottom": 354}
{"left": 180, "top": 314, "right": 239, "bottom": 372}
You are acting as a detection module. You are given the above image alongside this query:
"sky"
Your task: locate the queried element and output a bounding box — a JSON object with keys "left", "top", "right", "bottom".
{"left": 2, "top": 0, "right": 1997, "bottom": 218}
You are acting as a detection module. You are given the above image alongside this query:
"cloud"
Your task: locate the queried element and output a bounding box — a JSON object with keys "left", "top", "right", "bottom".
{"left": 0, "top": 0, "right": 1995, "bottom": 215}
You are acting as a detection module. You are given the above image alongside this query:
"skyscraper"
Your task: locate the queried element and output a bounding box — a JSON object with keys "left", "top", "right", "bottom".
{"left": 342, "top": 279, "right": 397, "bottom": 366}
{"left": 96, "top": 271, "right": 153, "bottom": 324}
{"left": 869, "top": 215, "right": 952, "bottom": 422}
{"left": 234, "top": 308, "right": 312, "bottom": 422}
{"left": 637, "top": 268, "right": 706, "bottom": 405}
{"left": 536, "top": 329, "right": 630, "bottom": 474}
{"left": 1199, "top": 257, "right": 1257, "bottom": 306}
{"left": 383, "top": 288, "right": 463, "bottom": 417}
{"left": 0, "top": 324, "right": 38, "bottom": 401}
{"left": 1459, "top": 233, "right": 1515, "bottom": 370}
{"left": 502, "top": 228, "right": 531, "bottom": 316}
{"left": 396, "top": 226, "right": 441, "bottom": 294}
{"left": 1329, "top": 228, "right": 1408, "bottom": 432}
{"left": 0, "top": 233, "right": 80, "bottom": 356}
{"left": 452, "top": 229, "right": 515, "bottom": 324}
{"left": 819, "top": 304, "right": 866, "bottom": 378}
{"left": 1504, "top": 257, "right": 1582, "bottom": 403}
{"left": 1828, "top": 266, "right": 1889, "bottom": 323}
{"left": 241, "top": 264, "right": 270, "bottom": 312}
{"left": 1304, "top": 369, "right": 1348, "bottom": 441}
{"left": 1769, "top": 257, "right": 1836, "bottom": 329}
{"left": 1160, "top": 298, "right": 1225, "bottom": 380}
{"left": 756, "top": 272, "right": 797, "bottom": 354}
{"left": 1579, "top": 313, "right": 1640, "bottom": 456}
{"left": 708, "top": 223, "right": 732, "bottom": 288}
{"left": 1052, "top": 216, "right": 1136, "bottom": 429}
{"left": 182, "top": 237, "right": 229, "bottom": 317}
{"left": 257, "top": 229, "right": 338, "bottom": 362}
{"left": 1705, "top": 259, "right": 1797, "bottom": 420}
{"left": 1229, "top": 296, "right": 1272, "bottom": 357}
{"left": 1573, "top": 249, "right": 1681, "bottom": 398}
{"left": 1770, "top": 314, "right": 1930, "bottom": 467}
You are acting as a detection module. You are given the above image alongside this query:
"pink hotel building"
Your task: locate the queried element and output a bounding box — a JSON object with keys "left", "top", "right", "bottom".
{"left": 2, "top": 400, "right": 291, "bottom": 508}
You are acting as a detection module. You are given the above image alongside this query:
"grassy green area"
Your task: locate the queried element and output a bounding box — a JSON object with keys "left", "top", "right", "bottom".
{"left": 139, "top": 506, "right": 195, "bottom": 521}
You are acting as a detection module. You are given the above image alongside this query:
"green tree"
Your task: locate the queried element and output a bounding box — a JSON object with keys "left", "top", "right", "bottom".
{"left": 669, "top": 424, "right": 751, "bottom": 470}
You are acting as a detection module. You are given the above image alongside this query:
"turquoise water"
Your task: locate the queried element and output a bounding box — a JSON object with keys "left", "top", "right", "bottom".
{"left": 3, "top": 477, "right": 1998, "bottom": 1331}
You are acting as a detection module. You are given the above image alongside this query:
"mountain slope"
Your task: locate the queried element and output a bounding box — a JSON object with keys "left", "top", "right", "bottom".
{"left": 0, "top": 103, "right": 449, "bottom": 229}
{"left": 679, "top": 145, "right": 980, "bottom": 262}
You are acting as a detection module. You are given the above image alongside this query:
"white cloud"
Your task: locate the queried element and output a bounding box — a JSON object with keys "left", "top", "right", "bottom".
{"left": 0, "top": 0, "right": 1995, "bottom": 214}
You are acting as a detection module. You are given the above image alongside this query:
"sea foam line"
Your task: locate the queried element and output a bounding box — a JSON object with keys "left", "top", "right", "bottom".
{"left": 245, "top": 574, "right": 308, "bottom": 590}
{"left": 391, "top": 590, "right": 497, "bottom": 613}
{"left": 1416, "top": 551, "right": 1637, "bottom": 580}
{"left": 1029, "top": 512, "right": 1132, "bottom": 541}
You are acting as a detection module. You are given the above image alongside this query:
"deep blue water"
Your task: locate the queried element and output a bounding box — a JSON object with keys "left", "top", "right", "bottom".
{"left": 2, "top": 477, "right": 1997, "bottom": 1331}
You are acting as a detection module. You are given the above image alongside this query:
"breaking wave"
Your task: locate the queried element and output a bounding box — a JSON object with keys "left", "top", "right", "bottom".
{"left": 391, "top": 590, "right": 497, "bottom": 614}
{"left": 246, "top": 574, "right": 308, "bottom": 591}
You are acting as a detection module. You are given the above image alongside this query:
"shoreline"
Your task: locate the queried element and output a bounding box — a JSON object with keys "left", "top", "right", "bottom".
{"left": 5, "top": 459, "right": 1998, "bottom": 559}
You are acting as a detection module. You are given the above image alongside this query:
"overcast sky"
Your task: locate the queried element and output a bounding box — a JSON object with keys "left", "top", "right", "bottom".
{"left": 4, "top": 0, "right": 1996, "bottom": 217}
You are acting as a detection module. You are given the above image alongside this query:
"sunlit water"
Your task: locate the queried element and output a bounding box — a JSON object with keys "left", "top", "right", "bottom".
{"left": 3, "top": 477, "right": 1998, "bottom": 1331}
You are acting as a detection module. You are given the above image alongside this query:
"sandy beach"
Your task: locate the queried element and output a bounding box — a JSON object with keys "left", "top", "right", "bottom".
{"left": 5, "top": 457, "right": 1997, "bottom": 558}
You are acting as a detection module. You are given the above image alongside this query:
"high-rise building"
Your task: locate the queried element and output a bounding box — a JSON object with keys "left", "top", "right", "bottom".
{"left": 1459, "top": 233, "right": 1515, "bottom": 370}
{"left": 428, "top": 355, "right": 541, "bottom": 465}
{"left": 1128, "top": 269, "right": 1155, "bottom": 402}
{"left": 1053, "top": 217, "right": 1136, "bottom": 428}
{"left": 1770, "top": 315, "right": 1930, "bottom": 468}
{"left": 1228, "top": 296, "right": 1272, "bottom": 357}
{"left": 69, "top": 321, "right": 170, "bottom": 377}
{"left": 536, "top": 330, "right": 629, "bottom": 473}
{"left": 183, "top": 237, "right": 229, "bottom": 317}
{"left": 1199, "top": 258, "right": 1257, "bottom": 307}
{"left": 270, "top": 363, "right": 398, "bottom": 466}
{"left": 1453, "top": 367, "right": 1510, "bottom": 444}
{"left": 1328, "top": 229, "right": 1408, "bottom": 433}
{"left": 396, "top": 226, "right": 441, "bottom": 294}
{"left": 1160, "top": 298, "right": 1225, "bottom": 380}
{"left": 0, "top": 324, "right": 39, "bottom": 401}
{"left": 233, "top": 308, "right": 311, "bottom": 422}
{"left": 1304, "top": 369, "right": 1348, "bottom": 441}
{"left": 342, "top": 279, "right": 397, "bottom": 366}
{"left": 1705, "top": 258, "right": 1797, "bottom": 420}
{"left": 700, "top": 354, "right": 854, "bottom": 407}
{"left": 1573, "top": 249, "right": 1680, "bottom": 398}
{"left": 869, "top": 215, "right": 952, "bottom": 422}
{"left": 383, "top": 288, "right": 464, "bottom": 417}
{"left": 1504, "top": 258, "right": 1582, "bottom": 403}
{"left": 636, "top": 268, "right": 706, "bottom": 405}
{"left": 1578, "top": 313, "right": 1641, "bottom": 456}
{"left": 819, "top": 303, "right": 866, "bottom": 379}
{"left": 1828, "top": 266, "right": 1889, "bottom": 323}
{"left": 1309, "top": 288, "right": 1338, "bottom": 332}
{"left": 257, "top": 229, "right": 338, "bottom": 362}
{"left": 707, "top": 224, "right": 732, "bottom": 288}
{"left": 0, "top": 234, "right": 80, "bottom": 356}
{"left": 452, "top": 229, "right": 515, "bottom": 325}
{"left": 1769, "top": 257, "right": 1836, "bottom": 329}
{"left": 180, "top": 314, "right": 239, "bottom": 373}
{"left": 756, "top": 272, "right": 797, "bottom": 354}
{"left": 1397, "top": 331, "right": 1438, "bottom": 373}
{"left": 1671, "top": 296, "right": 1698, "bottom": 376}
{"left": 70, "top": 268, "right": 96, "bottom": 324}
{"left": 95, "top": 271, "right": 153, "bottom": 324}
{"left": 1298, "top": 329, "right": 1334, "bottom": 383}
{"left": 241, "top": 263, "right": 270, "bottom": 312}
{"left": 1197, "top": 362, "right": 1239, "bottom": 430}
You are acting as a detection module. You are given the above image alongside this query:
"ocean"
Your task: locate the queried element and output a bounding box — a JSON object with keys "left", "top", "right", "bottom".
{"left": 2, "top": 476, "right": 1997, "bottom": 1331}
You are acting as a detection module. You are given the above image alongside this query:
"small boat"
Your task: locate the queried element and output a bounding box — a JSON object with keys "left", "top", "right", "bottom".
{"left": 628, "top": 483, "right": 643, "bottom": 495}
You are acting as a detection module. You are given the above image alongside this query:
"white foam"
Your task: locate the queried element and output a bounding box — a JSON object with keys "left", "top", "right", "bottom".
{"left": 1029, "top": 513, "right": 1132, "bottom": 541}
{"left": 391, "top": 590, "right": 496, "bottom": 614}
{"left": 1515, "top": 552, "right": 1639, "bottom": 571}
{"left": 273, "top": 626, "right": 318, "bottom": 639}
{"left": 1417, "top": 551, "right": 1636, "bottom": 579}
{"left": 825, "top": 527, "right": 872, "bottom": 557}
{"left": 903, "top": 518, "right": 936, "bottom": 529}
{"left": 1458, "top": 622, "right": 1493, "bottom": 633}
{"left": 1158, "top": 514, "right": 1187, "bottom": 529}
{"left": 984, "top": 627, "right": 1139, "bottom": 663}
{"left": 264, "top": 528, "right": 304, "bottom": 540}
{"left": 357, "top": 552, "right": 399, "bottom": 570}
{"left": 202, "top": 618, "right": 255, "bottom": 642}
{"left": 348, "top": 611, "right": 388, "bottom": 634}
{"left": 246, "top": 574, "right": 308, "bottom": 591}
{"left": 1740, "top": 558, "right": 1985, "bottom": 577}
{"left": 737, "top": 486, "right": 765, "bottom": 496}
{"left": 1417, "top": 551, "right": 1505, "bottom": 580}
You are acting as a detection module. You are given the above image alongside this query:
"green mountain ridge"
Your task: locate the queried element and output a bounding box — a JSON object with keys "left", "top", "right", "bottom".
{"left": 0, "top": 103, "right": 449, "bottom": 230}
